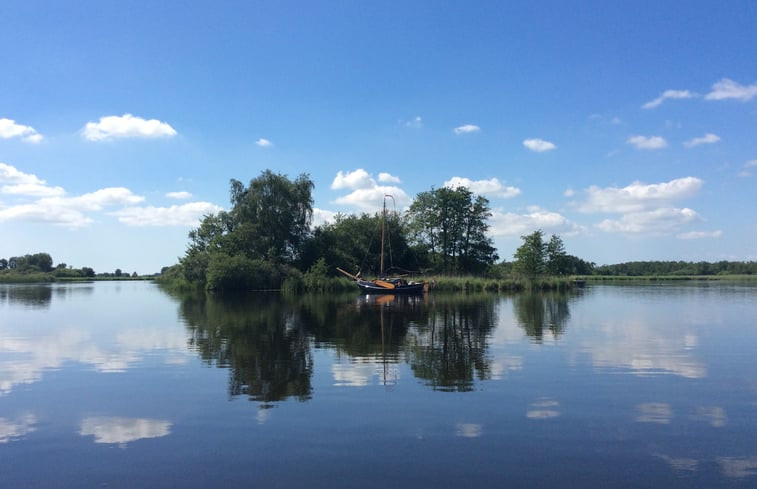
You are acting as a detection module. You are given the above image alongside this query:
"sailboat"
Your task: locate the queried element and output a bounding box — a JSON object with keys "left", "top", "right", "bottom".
{"left": 337, "top": 195, "right": 427, "bottom": 294}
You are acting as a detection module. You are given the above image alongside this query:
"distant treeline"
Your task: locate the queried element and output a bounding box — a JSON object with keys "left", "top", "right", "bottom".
{"left": 0, "top": 252, "right": 142, "bottom": 282}
{"left": 594, "top": 261, "right": 757, "bottom": 276}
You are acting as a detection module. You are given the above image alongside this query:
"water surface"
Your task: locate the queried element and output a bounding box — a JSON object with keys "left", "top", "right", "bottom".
{"left": 1, "top": 281, "right": 755, "bottom": 487}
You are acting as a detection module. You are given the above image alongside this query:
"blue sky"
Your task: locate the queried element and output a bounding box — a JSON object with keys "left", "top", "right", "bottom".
{"left": 1, "top": 1, "right": 755, "bottom": 273}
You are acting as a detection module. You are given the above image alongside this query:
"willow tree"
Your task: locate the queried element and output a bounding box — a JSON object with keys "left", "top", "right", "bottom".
{"left": 180, "top": 170, "right": 314, "bottom": 289}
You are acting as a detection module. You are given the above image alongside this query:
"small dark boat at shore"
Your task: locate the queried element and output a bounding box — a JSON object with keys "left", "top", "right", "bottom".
{"left": 337, "top": 195, "right": 427, "bottom": 295}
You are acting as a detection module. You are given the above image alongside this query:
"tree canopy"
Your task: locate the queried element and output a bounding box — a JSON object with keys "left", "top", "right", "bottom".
{"left": 406, "top": 186, "right": 497, "bottom": 274}
{"left": 180, "top": 170, "right": 315, "bottom": 290}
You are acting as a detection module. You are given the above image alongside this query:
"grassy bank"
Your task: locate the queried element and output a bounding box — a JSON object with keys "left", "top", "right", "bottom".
{"left": 0, "top": 271, "right": 154, "bottom": 284}
{"left": 582, "top": 274, "right": 757, "bottom": 282}
{"left": 0, "top": 271, "right": 56, "bottom": 283}
{"left": 430, "top": 275, "right": 574, "bottom": 292}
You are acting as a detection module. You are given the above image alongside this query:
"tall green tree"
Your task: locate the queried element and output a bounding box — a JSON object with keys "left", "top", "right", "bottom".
{"left": 228, "top": 170, "right": 314, "bottom": 263}
{"left": 545, "top": 234, "right": 567, "bottom": 276}
{"left": 513, "top": 230, "right": 546, "bottom": 277}
{"left": 179, "top": 170, "right": 314, "bottom": 289}
{"left": 406, "top": 186, "right": 497, "bottom": 274}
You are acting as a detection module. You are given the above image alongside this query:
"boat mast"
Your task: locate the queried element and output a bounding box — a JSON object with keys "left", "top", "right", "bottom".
{"left": 380, "top": 195, "right": 386, "bottom": 277}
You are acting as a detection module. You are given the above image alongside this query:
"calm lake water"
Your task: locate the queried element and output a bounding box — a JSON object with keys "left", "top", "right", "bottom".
{"left": 1, "top": 281, "right": 756, "bottom": 488}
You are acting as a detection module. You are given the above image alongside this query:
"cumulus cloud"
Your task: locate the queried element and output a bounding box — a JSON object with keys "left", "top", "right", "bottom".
{"left": 330, "top": 168, "right": 411, "bottom": 211}
{"left": 0, "top": 162, "right": 223, "bottom": 228}
{"left": 0, "top": 201, "right": 93, "bottom": 227}
{"left": 331, "top": 169, "right": 375, "bottom": 190}
{"left": 596, "top": 207, "right": 700, "bottom": 234}
{"left": 705, "top": 78, "right": 757, "bottom": 101}
{"left": 0, "top": 187, "right": 147, "bottom": 228}
{"left": 522, "top": 138, "right": 557, "bottom": 152}
{"left": 255, "top": 138, "right": 273, "bottom": 147}
{"left": 109, "top": 202, "right": 223, "bottom": 227}
{"left": 166, "top": 191, "right": 192, "bottom": 200}
{"left": 489, "top": 206, "right": 584, "bottom": 237}
{"left": 1, "top": 183, "right": 65, "bottom": 198}
{"left": 82, "top": 114, "right": 177, "bottom": 141}
{"left": 677, "top": 230, "right": 723, "bottom": 239}
{"left": 642, "top": 89, "right": 696, "bottom": 109}
{"left": 0, "top": 118, "right": 43, "bottom": 143}
{"left": 627, "top": 135, "right": 668, "bottom": 150}
{"left": 453, "top": 124, "right": 480, "bottom": 135}
{"left": 378, "top": 172, "right": 401, "bottom": 184}
{"left": 311, "top": 207, "right": 338, "bottom": 227}
{"left": 576, "top": 177, "right": 703, "bottom": 214}
{"left": 443, "top": 176, "right": 521, "bottom": 199}
{"left": 684, "top": 133, "right": 720, "bottom": 148}
{"left": 0, "top": 163, "right": 63, "bottom": 197}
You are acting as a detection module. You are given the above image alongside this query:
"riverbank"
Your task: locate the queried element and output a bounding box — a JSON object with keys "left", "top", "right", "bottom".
{"left": 0, "top": 271, "right": 154, "bottom": 283}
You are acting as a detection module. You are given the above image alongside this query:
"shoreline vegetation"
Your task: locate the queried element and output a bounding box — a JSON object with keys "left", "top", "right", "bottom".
{"left": 4, "top": 172, "right": 755, "bottom": 292}
{"left": 3, "top": 269, "right": 756, "bottom": 290}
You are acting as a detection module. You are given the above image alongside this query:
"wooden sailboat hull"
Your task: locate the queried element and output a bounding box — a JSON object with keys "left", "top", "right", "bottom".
{"left": 356, "top": 279, "right": 426, "bottom": 294}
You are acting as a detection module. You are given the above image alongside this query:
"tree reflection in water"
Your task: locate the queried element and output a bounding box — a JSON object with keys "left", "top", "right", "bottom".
{"left": 171, "top": 288, "right": 570, "bottom": 402}
{"left": 179, "top": 291, "right": 313, "bottom": 404}
{"left": 513, "top": 291, "right": 572, "bottom": 342}
{"left": 406, "top": 294, "right": 497, "bottom": 391}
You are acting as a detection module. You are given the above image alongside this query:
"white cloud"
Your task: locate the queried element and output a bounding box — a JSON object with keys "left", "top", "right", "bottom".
{"left": 0, "top": 162, "right": 46, "bottom": 185}
{"left": 1, "top": 163, "right": 223, "bottom": 229}
{"left": 331, "top": 169, "right": 375, "bottom": 190}
{"left": 166, "top": 191, "right": 192, "bottom": 200}
{"left": 705, "top": 78, "right": 757, "bottom": 101}
{"left": 333, "top": 186, "right": 411, "bottom": 212}
{"left": 255, "top": 138, "right": 273, "bottom": 147}
{"left": 745, "top": 160, "right": 757, "bottom": 168}
{"left": 403, "top": 116, "right": 423, "bottom": 128}
{"left": 1, "top": 183, "right": 65, "bottom": 197}
{"left": 330, "top": 170, "right": 411, "bottom": 211}
{"left": 677, "top": 230, "right": 723, "bottom": 239}
{"left": 522, "top": 138, "right": 556, "bottom": 152}
{"left": 311, "top": 207, "right": 338, "bottom": 227}
{"left": 0, "top": 118, "right": 43, "bottom": 143}
{"left": 596, "top": 207, "right": 700, "bottom": 234}
{"left": 642, "top": 89, "right": 696, "bottom": 109}
{"left": 684, "top": 133, "right": 720, "bottom": 148}
{"left": 0, "top": 163, "right": 65, "bottom": 197}
{"left": 82, "top": 114, "right": 177, "bottom": 141}
{"left": 453, "top": 124, "right": 480, "bottom": 135}
{"left": 80, "top": 417, "right": 171, "bottom": 445}
{"left": 0, "top": 201, "right": 93, "bottom": 227}
{"left": 378, "top": 172, "right": 401, "bottom": 184}
{"left": 110, "top": 202, "right": 223, "bottom": 227}
{"left": 0, "top": 163, "right": 149, "bottom": 227}
{"left": 627, "top": 135, "right": 668, "bottom": 150}
{"left": 577, "top": 177, "right": 704, "bottom": 214}
{"left": 65, "top": 187, "right": 145, "bottom": 211}
{"left": 563, "top": 188, "right": 575, "bottom": 197}
{"left": 443, "top": 176, "right": 521, "bottom": 199}
{"left": 489, "top": 206, "right": 584, "bottom": 237}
